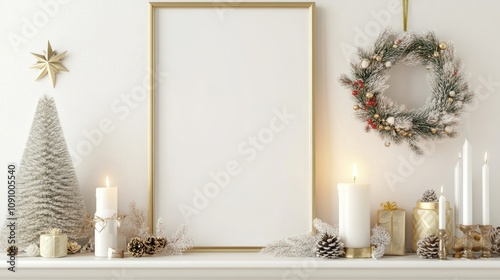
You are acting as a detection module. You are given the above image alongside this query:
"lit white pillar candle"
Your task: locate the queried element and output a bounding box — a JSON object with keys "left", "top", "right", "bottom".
{"left": 462, "top": 139, "right": 472, "bottom": 225}
{"left": 95, "top": 176, "right": 118, "bottom": 257}
{"left": 337, "top": 164, "right": 370, "bottom": 248}
{"left": 338, "top": 184, "right": 346, "bottom": 244}
{"left": 482, "top": 153, "right": 490, "bottom": 225}
{"left": 454, "top": 153, "right": 462, "bottom": 235}
{"left": 439, "top": 186, "right": 446, "bottom": 230}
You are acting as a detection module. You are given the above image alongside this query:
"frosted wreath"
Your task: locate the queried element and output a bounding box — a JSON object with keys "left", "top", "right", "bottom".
{"left": 339, "top": 29, "right": 474, "bottom": 154}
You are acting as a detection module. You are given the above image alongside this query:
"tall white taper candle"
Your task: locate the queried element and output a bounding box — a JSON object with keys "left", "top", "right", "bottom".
{"left": 439, "top": 186, "right": 446, "bottom": 230}
{"left": 482, "top": 153, "right": 490, "bottom": 225}
{"left": 462, "top": 139, "right": 472, "bottom": 225}
{"left": 454, "top": 153, "right": 462, "bottom": 235}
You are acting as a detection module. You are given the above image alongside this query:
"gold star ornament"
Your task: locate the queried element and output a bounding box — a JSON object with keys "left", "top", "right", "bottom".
{"left": 31, "top": 41, "right": 68, "bottom": 88}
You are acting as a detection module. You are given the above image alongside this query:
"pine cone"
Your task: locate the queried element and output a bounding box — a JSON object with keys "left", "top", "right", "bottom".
{"left": 157, "top": 237, "right": 168, "bottom": 249}
{"left": 315, "top": 233, "right": 344, "bottom": 259}
{"left": 144, "top": 236, "right": 159, "bottom": 255}
{"left": 491, "top": 227, "right": 500, "bottom": 254}
{"left": 421, "top": 189, "right": 437, "bottom": 202}
{"left": 417, "top": 234, "right": 439, "bottom": 259}
{"left": 127, "top": 237, "right": 145, "bottom": 257}
{"left": 67, "top": 241, "right": 81, "bottom": 254}
{"left": 7, "top": 245, "right": 18, "bottom": 256}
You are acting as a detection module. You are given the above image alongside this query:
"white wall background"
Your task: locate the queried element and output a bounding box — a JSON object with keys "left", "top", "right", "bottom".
{"left": 1, "top": 0, "right": 499, "bottom": 251}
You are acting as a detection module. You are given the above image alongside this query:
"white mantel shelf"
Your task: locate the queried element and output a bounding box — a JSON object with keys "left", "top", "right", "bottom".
{"left": 1, "top": 252, "right": 500, "bottom": 280}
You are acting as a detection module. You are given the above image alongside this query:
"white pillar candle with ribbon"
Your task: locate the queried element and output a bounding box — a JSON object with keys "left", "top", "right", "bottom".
{"left": 337, "top": 164, "right": 371, "bottom": 248}
{"left": 95, "top": 176, "right": 118, "bottom": 257}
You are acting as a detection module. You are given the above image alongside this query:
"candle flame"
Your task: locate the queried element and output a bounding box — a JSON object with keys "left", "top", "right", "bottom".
{"left": 352, "top": 164, "right": 357, "bottom": 183}
{"left": 106, "top": 176, "right": 110, "bottom": 188}
{"left": 458, "top": 152, "right": 461, "bottom": 160}
{"left": 485, "top": 152, "right": 488, "bottom": 163}
{"left": 441, "top": 185, "right": 443, "bottom": 194}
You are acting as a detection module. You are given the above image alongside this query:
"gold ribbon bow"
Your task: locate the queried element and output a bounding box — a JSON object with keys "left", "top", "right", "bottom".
{"left": 94, "top": 213, "right": 117, "bottom": 233}
{"left": 380, "top": 201, "right": 398, "bottom": 210}
{"left": 47, "top": 228, "right": 62, "bottom": 235}
{"left": 93, "top": 213, "right": 126, "bottom": 233}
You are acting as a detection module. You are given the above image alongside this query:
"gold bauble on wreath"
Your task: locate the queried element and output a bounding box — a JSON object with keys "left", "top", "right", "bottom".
{"left": 439, "top": 41, "right": 447, "bottom": 50}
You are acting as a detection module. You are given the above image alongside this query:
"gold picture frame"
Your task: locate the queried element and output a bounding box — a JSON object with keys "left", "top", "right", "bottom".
{"left": 149, "top": 2, "right": 316, "bottom": 251}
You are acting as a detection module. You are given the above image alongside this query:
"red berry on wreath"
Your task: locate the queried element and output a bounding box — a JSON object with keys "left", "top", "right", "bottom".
{"left": 366, "top": 101, "right": 371, "bottom": 106}
{"left": 366, "top": 96, "right": 377, "bottom": 107}
{"left": 367, "top": 119, "right": 376, "bottom": 129}
{"left": 352, "top": 90, "right": 359, "bottom": 96}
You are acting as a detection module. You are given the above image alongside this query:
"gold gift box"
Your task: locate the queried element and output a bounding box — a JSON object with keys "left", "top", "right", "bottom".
{"left": 40, "top": 232, "right": 67, "bottom": 258}
{"left": 412, "top": 201, "right": 453, "bottom": 252}
{"left": 377, "top": 209, "right": 406, "bottom": 255}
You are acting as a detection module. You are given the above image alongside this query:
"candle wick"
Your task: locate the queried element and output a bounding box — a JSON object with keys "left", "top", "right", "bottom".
{"left": 353, "top": 176, "right": 356, "bottom": 184}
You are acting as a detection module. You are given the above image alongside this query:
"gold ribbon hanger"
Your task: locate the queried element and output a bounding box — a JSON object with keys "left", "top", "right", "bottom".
{"left": 403, "top": 0, "right": 409, "bottom": 32}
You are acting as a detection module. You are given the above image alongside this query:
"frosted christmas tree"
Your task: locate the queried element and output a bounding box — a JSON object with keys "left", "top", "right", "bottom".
{"left": 1, "top": 95, "right": 89, "bottom": 249}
